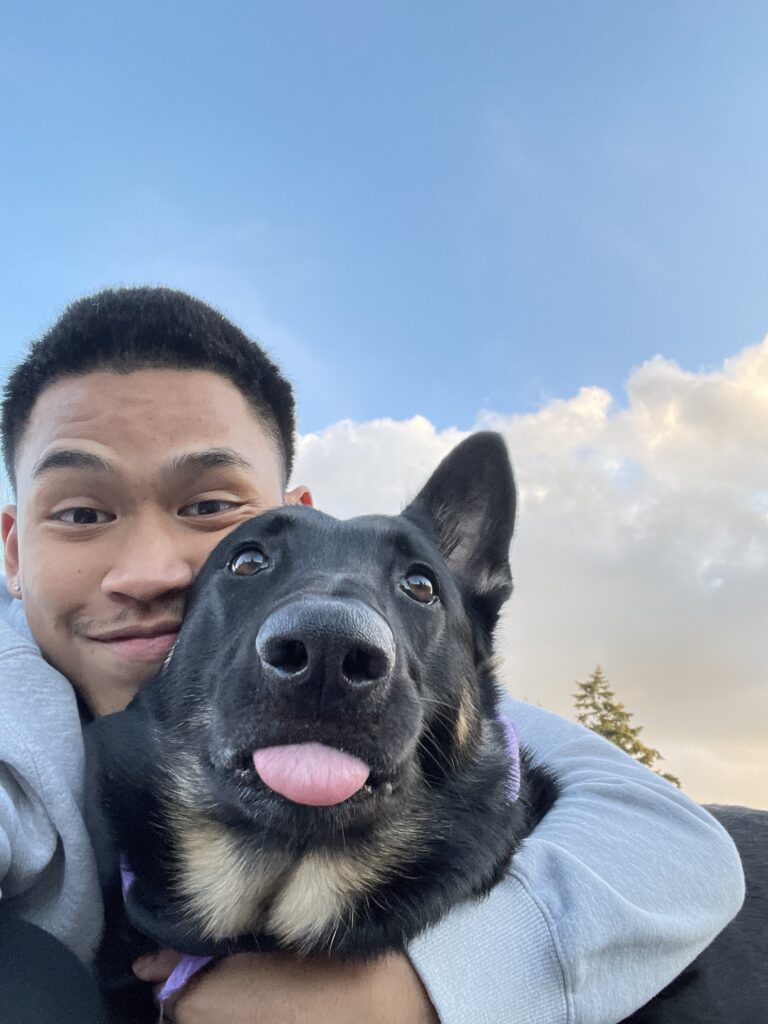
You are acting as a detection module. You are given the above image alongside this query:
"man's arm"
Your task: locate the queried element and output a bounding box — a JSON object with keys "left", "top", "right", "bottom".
{"left": 407, "top": 696, "right": 745, "bottom": 1024}
{"left": 137, "top": 949, "right": 438, "bottom": 1024}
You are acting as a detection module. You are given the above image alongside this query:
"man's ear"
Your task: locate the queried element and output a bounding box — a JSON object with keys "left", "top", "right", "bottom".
{"left": 2, "top": 505, "right": 21, "bottom": 598}
{"left": 284, "top": 485, "right": 313, "bottom": 507}
{"left": 402, "top": 432, "right": 515, "bottom": 608}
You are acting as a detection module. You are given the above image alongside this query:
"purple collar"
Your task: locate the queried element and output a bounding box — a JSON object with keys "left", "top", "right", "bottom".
{"left": 156, "top": 954, "right": 214, "bottom": 1010}
{"left": 120, "top": 714, "right": 520, "bottom": 1011}
{"left": 119, "top": 862, "right": 213, "bottom": 1013}
{"left": 498, "top": 713, "right": 521, "bottom": 802}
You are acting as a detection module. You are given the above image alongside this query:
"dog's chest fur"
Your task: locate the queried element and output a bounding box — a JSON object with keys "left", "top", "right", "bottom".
{"left": 167, "top": 772, "right": 426, "bottom": 952}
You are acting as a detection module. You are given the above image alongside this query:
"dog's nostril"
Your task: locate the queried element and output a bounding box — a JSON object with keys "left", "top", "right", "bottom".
{"left": 342, "top": 646, "right": 389, "bottom": 685}
{"left": 264, "top": 638, "right": 309, "bottom": 675}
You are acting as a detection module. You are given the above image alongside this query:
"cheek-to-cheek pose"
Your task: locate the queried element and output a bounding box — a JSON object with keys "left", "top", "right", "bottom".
{"left": 0, "top": 287, "right": 745, "bottom": 1024}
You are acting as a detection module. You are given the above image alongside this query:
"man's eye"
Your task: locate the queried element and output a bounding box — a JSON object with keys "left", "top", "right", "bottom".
{"left": 180, "top": 499, "right": 239, "bottom": 517}
{"left": 53, "top": 508, "right": 113, "bottom": 525}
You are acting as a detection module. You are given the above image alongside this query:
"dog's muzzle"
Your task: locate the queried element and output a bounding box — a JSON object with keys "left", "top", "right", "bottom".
{"left": 255, "top": 597, "right": 396, "bottom": 703}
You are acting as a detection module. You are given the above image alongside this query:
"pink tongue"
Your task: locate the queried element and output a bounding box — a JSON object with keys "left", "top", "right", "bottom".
{"left": 252, "top": 743, "right": 370, "bottom": 806}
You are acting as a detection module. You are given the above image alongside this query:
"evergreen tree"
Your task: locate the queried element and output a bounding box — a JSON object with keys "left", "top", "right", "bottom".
{"left": 573, "top": 666, "right": 681, "bottom": 788}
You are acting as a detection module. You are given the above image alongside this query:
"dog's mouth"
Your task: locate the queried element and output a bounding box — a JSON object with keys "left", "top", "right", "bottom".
{"left": 218, "top": 742, "right": 402, "bottom": 810}
{"left": 251, "top": 742, "right": 370, "bottom": 806}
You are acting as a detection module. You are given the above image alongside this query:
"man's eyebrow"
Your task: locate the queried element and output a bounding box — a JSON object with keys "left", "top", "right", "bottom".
{"left": 30, "top": 447, "right": 255, "bottom": 482}
{"left": 31, "top": 449, "right": 114, "bottom": 479}
{"left": 163, "top": 448, "right": 255, "bottom": 476}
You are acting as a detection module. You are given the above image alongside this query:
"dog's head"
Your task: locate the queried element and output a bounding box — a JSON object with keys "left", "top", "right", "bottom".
{"left": 131, "top": 431, "right": 519, "bottom": 949}
{"left": 159, "top": 430, "right": 513, "bottom": 820}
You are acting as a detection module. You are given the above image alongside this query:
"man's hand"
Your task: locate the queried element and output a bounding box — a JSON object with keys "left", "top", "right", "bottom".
{"left": 133, "top": 948, "right": 439, "bottom": 1024}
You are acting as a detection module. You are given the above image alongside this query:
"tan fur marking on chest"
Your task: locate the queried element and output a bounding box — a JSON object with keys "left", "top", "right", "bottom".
{"left": 267, "top": 810, "right": 431, "bottom": 952}
{"left": 172, "top": 813, "right": 290, "bottom": 941}
{"left": 266, "top": 847, "right": 387, "bottom": 951}
{"left": 163, "top": 754, "right": 288, "bottom": 941}
{"left": 163, "top": 753, "right": 429, "bottom": 951}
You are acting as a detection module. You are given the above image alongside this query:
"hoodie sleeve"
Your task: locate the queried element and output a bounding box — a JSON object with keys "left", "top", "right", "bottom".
{"left": 407, "top": 697, "right": 745, "bottom": 1024}
{"left": 0, "top": 643, "right": 68, "bottom": 902}
{"left": 0, "top": 627, "right": 104, "bottom": 964}
{"left": 0, "top": 748, "right": 60, "bottom": 902}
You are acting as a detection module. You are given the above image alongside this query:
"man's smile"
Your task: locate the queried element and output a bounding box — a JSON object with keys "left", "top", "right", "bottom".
{"left": 88, "top": 621, "right": 182, "bottom": 661}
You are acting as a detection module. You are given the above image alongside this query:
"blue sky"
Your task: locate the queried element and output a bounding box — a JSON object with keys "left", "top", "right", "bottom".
{"left": 1, "top": 3, "right": 766, "bottom": 802}
{"left": 2, "top": 1, "right": 768, "bottom": 433}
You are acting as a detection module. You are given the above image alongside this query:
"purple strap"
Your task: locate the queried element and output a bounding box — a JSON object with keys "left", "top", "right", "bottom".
{"left": 498, "top": 713, "right": 521, "bottom": 802}
{"left": 156, "top": 954, "right": 214, "bottom": 1010}
{"left": 119, "top": 715, "right": 521, "bottom": 1010}
{"left": 119, "top": 860, "right": 135, "bottom": 895}
{"left": 120, "top": 859, "right": 213, "bottom": 1017}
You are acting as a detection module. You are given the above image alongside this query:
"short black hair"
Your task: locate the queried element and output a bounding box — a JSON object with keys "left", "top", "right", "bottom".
{"left": 1, "top": 287, "right": 296, "bottom": 491}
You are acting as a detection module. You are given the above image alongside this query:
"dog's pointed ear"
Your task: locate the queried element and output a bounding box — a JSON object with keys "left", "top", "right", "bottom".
{"left": 402, "top": 432, "right": 515, "bottom": 614}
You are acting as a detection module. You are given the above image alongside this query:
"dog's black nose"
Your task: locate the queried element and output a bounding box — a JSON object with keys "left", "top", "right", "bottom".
{"left": 255, "top": 597, "right": 395, "bottom": 702}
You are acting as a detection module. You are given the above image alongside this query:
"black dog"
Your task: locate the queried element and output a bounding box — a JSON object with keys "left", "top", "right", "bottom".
{"left": 87, "top": 432, "right": 766, "bottom": 1022}
{"left": 87, "top": 432, "right": 556, "bottom": 1020}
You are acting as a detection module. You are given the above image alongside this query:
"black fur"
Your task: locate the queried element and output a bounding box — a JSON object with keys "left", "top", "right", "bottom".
{"left": 86, "top": 433, "right": 766, "bottom": 1023}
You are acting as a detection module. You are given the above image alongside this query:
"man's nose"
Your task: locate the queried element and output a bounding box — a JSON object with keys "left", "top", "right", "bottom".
{"left": 100, "top": 518, "right": 196, "bottom": 603}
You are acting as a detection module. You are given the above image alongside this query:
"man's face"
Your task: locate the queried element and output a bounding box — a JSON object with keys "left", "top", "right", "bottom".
{"left": 2, "top": 369, "right": 309, "bottom": 716}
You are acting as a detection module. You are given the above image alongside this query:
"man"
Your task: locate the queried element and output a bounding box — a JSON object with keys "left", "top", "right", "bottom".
{"left": 0, "top": 287, "right": 745, "bottom": 1024}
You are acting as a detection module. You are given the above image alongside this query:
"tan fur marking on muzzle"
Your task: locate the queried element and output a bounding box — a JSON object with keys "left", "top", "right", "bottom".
{"left": 454, "top": 685, "right": 478, "bottom": 753}
{"left": 454, "top": 699, "right": 470, "bottom": 751}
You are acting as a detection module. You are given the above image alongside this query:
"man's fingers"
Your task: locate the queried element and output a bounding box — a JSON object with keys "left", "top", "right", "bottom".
{"left": 133, "top": 947, "right": 184, "bottom": 982}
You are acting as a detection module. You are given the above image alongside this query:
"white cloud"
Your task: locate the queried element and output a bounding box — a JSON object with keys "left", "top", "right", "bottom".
{"left": 293, "top": 339, "right": 768, "bottom": 808}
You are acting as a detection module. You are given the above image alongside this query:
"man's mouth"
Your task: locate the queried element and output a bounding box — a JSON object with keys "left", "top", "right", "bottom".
{"left": 89, "top": 622, "right": 181, "bottom": 661}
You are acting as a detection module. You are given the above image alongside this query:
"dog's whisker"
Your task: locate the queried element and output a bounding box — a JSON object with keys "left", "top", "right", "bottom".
{"left": 418, "top": 695, "right": 458, "bottom": 710}
{"left": 416, "top": 729, "right": 458, "bottom": 772}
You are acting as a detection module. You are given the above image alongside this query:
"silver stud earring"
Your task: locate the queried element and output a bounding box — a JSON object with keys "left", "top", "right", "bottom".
{"left": 12, "top": 581, "right": 21, "bottom": 593}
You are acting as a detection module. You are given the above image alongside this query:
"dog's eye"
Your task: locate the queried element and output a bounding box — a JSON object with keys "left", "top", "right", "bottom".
{"left": 230, "top": 548, "right": 269, "bottom": 576}
{"left": 400, "top": 571, "right": 437, "bottom": 604}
